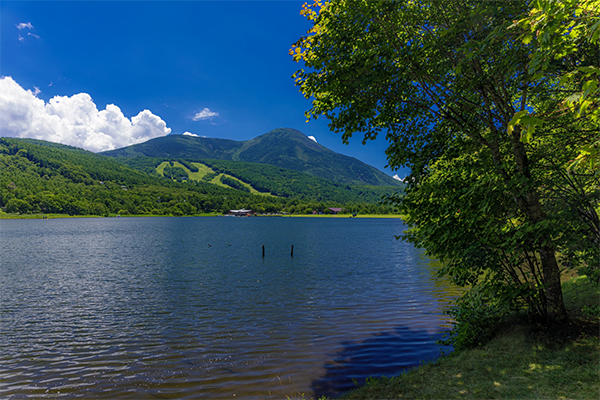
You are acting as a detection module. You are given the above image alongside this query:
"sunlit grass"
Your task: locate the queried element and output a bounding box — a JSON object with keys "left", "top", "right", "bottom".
{"left": 0, "top": 213, "right": 101, "bottom": 219}
{"left": 283, "top": 214, "right": 403, "bottom": 218}
{"left": 337, "top": 276, "right": 600, "bottom": 399}
{"left": 155, "top": 161, "right": 273, "bottom": 195}
{"left": 189, "top": 161, "right": 214, "bottom": 180}
{"left": 0, "top": 212, "right": 401, "bottom": 219}
{"left": 0, "top": 213, "right": 221, "bottom": 219}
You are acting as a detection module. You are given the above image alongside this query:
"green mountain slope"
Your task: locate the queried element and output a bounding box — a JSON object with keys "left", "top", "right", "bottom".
{"left": 102, "top": 128, "right": 402, "bottom": 187}
{"left": 201, "top": 159, "right": 400, "bottom": 202}
{"left": 0, "top": 138, "right": 402, "bottom": 216}
{"left": 0, "top": 137, "right": 253, "bottom": 215}
{"left": 114, "top": 156, "right": 402, "bottom": 203}
{"left": 103, "top": 134, "right": 240, "bottom": 160}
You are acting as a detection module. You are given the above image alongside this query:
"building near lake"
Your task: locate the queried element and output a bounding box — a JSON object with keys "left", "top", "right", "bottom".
{"left": 228, "top": 209, "right": 254, "bottom": 216}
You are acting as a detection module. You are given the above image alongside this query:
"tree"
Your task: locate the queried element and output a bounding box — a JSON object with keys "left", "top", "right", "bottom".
{"left": 511, "top": 0, "right": 600, "bottom": 171}
{"left": 291, "top": 0, "right": 598, "bottom": 324}
{"left": 6, "top": 198, "right": 31, "bottom": 214}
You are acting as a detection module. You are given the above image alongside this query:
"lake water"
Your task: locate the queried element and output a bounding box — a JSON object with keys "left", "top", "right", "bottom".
{"left": 0, "top": 217, "right": 460, "bottom": 399}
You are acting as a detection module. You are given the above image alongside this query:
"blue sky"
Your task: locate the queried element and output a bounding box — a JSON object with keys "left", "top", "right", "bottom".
{"left": 1, "top": 1, "right": 407, "bottom": 179}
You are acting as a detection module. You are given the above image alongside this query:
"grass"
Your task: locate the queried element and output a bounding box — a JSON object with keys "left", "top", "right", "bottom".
{"left": 283, "top": 214, "right": 403, "bottom": 218}
{"left": 189, "top": 161, "right": 215, "bottom": 180}
{"left": 155, "top": 161, "right": 273, "bottom": 195}
{"left": 155, "top": 160, "right": 168, "bottom": 175}
{"left": 336, "top": 275, "right": 599, "bottom": 400}
{"left": 0, "top": 213, "right": 105, "bottom": 219}
{"left": 0, "top": 212, "right": 402, "bottom": 219}
{"left": 156, "top": 161, "right": 217, "bottom": 183}
{"left": 0, "top": 213, "right": 222, "bottom": 219}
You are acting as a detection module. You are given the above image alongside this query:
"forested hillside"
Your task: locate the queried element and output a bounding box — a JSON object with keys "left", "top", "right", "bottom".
{"left": 0, "top": 138, "right": 400, "bottom": 216}
{"left": 102, "top": 128, "right": 403, "bottom": 187}
{"left": 114, "top": 155, "right": 401, "bottom": 203}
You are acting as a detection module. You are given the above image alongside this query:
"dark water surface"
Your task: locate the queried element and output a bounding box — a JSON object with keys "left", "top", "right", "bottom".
{"left": 0, "top": 217, "right": 460, "bottom": 399}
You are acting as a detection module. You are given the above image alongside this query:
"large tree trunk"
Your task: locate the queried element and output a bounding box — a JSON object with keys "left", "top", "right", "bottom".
{"left": 539, "top": 244, "right": 568, "bottom": 324}
{"left": 520, "top": 193, "right": 569, "bottom": 324}
{"left": 512, "top": 134, "right": 569, "bottom": 324}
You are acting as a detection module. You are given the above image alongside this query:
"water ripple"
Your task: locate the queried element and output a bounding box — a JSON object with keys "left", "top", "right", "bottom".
{"left": 0, "top": 217, "right": 462, "bottom": 398}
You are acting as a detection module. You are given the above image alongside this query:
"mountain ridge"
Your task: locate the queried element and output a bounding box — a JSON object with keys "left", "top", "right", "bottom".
{"left": 101, "top": 128, "right": 401, "bottom": 187}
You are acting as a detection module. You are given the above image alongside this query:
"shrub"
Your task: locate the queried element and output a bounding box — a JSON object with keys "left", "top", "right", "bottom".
{"left": 440, "top": 285, "right": 512, "bottom": 350}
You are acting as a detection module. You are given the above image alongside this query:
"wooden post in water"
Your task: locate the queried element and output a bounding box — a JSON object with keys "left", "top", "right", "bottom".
{"left": 262, "top": 244, "right": 265, "bottom": 258}
{"left": 291, "top": 245, "right": 294, "bottom": 258}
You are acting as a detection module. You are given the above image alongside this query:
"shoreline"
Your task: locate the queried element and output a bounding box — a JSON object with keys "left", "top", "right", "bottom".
{"left": 337, "top": 275, "right": 599, "bottom": 399}
{"left": 281, "top": 213, "right": 403, "bottom": 219}
{"left": 0, "top": 213, "right": 404, "bottom": 220}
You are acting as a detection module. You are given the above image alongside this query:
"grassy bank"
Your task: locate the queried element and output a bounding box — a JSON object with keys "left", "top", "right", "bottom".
{"left": 283, "top": 214, "right": 403, "bottom": 219}
{"left": 0, "top": 213, "right": 104, "bottom": 219}
{"left": 0, "top": 212, "right": 403, "bottom": 219}
{"left": 337, "top": 275, "right": 599, "bottom": 399}
{"left": 0, "top": 213, "right": 221, "bottom": 219}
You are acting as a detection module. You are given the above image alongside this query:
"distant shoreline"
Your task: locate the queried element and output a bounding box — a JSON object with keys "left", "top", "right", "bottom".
{"left": 281, "top": 214, "right": 403, "bottom": 219}
{"left": 0, "top": 213, "right": 404, "bottom": 220}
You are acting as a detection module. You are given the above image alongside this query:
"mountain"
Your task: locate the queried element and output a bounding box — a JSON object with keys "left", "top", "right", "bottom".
{"left": 101, "top": 128, "right": 401, "bottom": 187}
{"left": 0, "top": 137, "right": 246, "bottom": 216}
{"left": 0, "top": 137, "right": 402, "bottom": 217}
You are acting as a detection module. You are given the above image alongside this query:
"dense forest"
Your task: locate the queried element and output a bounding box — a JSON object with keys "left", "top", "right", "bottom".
{"left": 0, "top": 138, "right": 401, "bottom": 217}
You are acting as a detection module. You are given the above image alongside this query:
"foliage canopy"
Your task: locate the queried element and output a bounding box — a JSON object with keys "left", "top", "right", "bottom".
{"left": 292, "top": 0, "right": 599, "bottom": 329}
{"left": 511, "top": 0, "right": 600, "bottom": 171}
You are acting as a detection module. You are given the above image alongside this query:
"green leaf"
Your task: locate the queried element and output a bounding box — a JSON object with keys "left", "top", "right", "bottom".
{"left": 507, "top": 110, "right": 528, "bottom": 135}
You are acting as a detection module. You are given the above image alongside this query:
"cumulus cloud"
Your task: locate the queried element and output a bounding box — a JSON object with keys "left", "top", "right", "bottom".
{"left": 192, "top": 108, "right": 218, "bottom": 121}
{"left": 28, "top": 33, "right": 40, "bottom": 39}
{"left": 16, "top": 22, "right": 34, "bottom": 30}
{"left": 0, "top": 76, "right": 171, "bottom": 152}
{"left": 307, "top": 135, "right": 317, "bottom": 143}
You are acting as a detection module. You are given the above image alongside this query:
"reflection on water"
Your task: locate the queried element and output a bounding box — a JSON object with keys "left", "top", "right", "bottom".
{"left": 312, "top": 325, "right": 444, "bottom": 397}
{"left": 0, "top": 217, "right": 463, "bottom": 399}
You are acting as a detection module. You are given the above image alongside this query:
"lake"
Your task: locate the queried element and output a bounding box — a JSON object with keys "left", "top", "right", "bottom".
{"left": 0, "top": 216, "right": 460, "bottom": 399}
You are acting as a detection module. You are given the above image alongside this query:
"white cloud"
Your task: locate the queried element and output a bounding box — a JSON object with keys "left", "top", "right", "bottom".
{"left": 28, "top": 33, "right": 40, "bottom": 39}
{"left": 16, "top": 22, "right": 34, "bottom": 30}
{"left": 18, "top": 35, "right": 25, "bottom": 42}
{"left": 192, "top": 108, "right": 218, "bottom": 121}
{"left": 308, "top": 135, "right": 317, "bottom": 143}
{"left": 0, "top": 76, "right": 171, "bottom": 152}
{"left": 183, "top": 131, "right": 207, "bottom": 138}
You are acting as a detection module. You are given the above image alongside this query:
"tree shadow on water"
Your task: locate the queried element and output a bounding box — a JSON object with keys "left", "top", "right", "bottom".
{"left": 311, "top": 325, "right": 448, "bottom": 398}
